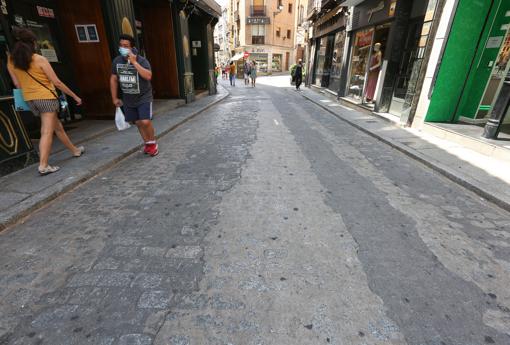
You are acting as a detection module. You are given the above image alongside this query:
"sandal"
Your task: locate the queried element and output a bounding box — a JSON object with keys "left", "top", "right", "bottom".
{"left": 38, "top": 165, "right": 60, "bottom": 176}
{"left": 73, "top": 146, "right": 85, "bottom": 157}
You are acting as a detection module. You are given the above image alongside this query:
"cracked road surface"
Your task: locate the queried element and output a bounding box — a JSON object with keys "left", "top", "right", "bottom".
{"left": 1, "top": 76, "right": 510, "bottom": 345}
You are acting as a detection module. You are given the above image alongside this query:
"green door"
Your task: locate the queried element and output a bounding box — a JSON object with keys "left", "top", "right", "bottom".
{"left": 425, "top": 0, "right": 495, "bottom": 122}
{"left": 456, "top": 0, "right": 510, "bottom": 120}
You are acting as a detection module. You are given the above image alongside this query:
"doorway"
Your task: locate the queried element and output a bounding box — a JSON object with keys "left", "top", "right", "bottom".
{"left": 134, "top": 0, "right": 180, "bottom": 98}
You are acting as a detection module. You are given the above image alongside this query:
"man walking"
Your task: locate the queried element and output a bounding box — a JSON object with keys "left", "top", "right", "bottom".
{"left": 110, "top": 34, "right": 158, "bottom": 156}
{"left": 295, "top": 59, "right": 303, "bottom": 91}
{"left": 229, "top": 61, "right": 236, "bottom": 86}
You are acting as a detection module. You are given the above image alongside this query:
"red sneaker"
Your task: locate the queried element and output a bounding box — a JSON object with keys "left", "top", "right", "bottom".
{"left": 146, "top": 143, "right": 159, "bottom": 157}
{"left": 143, "top": 144, "right": 150, "bottom": 154}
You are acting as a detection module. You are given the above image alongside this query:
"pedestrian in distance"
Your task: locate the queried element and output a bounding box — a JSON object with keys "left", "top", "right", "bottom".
{"left": 295, "top": 59, "right": 303, "bottom": 91}
{"left": 7, "top": 27, "right": 84, "bottom": 176}
{"left": 110, "top": 34, "right": 158, "bottom": 156}
{"left": 250, "top": 61, "right": 257, "bottom": 87}
{"left": 229, "top": 61, "right": 236, "bottom": 86}
{"left": 244, "top": 60, "right": 251, "bottom": 86}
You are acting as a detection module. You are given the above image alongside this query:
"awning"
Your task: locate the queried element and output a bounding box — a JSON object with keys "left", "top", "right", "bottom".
{"left": 230, "top": 53, "right": 244, "bottom": 61}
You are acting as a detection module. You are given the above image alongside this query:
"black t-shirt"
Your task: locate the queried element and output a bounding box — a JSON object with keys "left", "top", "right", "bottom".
{"left": 111, "top": 55, "right": 153, "bottom": 107}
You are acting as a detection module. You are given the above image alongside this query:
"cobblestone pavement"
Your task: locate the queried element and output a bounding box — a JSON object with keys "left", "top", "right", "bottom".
{"left": 1, "top": 77, "right": 510, "bottom": 345}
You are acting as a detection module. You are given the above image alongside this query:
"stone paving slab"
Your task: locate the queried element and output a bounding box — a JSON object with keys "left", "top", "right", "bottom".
{"left": 0, "top": 87, "right": 228, "bottom": 231}
{"left": 299, "top": 88, "right": 510, "bottom": 212}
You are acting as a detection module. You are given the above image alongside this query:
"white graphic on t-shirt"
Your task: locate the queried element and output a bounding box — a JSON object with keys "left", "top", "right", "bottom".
{"left": 116, "top": 63, "right": 140, "bottom": 94}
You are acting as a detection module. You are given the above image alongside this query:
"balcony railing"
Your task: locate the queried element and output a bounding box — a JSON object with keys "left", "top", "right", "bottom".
{"left": 250, "top": 5, "right": 266, "bottom": 16}
{"left": 252, "top": 36, "right": 265, "bottom": 45}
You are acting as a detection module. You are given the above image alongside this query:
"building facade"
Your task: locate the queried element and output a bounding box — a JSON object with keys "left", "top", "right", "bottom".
{"left": 227, "top": 0, "right": 297, "bottom": 75}
{"left": 307, "top": 0, "right": 442, "bottom": 121}
{"left": 0, "top": 0, "right": 219, "bottom": 176}
{"left": 215, "top": 7, "right": 231, "bottom": 66}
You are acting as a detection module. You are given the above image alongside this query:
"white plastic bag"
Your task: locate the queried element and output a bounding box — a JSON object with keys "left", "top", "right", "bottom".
{"left": 115, "top": 107, "right": 131, "bottom": 131}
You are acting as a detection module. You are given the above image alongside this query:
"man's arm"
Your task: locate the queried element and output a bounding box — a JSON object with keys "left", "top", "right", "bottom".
{"left": 110, "top": 74, "right": 122, "bottom": 107}
{"left": 128, "top": 53, "right": 152, "bottom": 81}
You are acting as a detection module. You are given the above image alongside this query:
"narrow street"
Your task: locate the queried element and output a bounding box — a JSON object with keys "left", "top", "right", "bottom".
{"left": 1, "top": 76, "right": 510, "bottom": 345}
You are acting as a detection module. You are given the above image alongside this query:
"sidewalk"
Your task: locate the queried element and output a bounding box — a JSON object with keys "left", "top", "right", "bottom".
{"left": 0, "top": 86, "right": 228, "bottom": 231}
{"left": 299, "top": 87, "right": 510, "bottom": 212}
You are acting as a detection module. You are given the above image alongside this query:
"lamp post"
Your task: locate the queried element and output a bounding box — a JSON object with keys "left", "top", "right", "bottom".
{"left": 272, "top": 4, "right": 283, "bottom": 74}
{"left": 482, "top": 70, "right": 510, "bottom": 139}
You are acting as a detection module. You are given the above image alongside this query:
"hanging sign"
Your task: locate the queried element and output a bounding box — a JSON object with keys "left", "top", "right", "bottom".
{"left": 243, "top": 51, "right": 250, "bottom": 58}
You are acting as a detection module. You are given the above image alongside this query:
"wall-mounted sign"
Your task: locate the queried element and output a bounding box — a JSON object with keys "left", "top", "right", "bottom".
{"left": 486, "top": 36, "right": 504, "bottom": 49}
{"left": 75, "top": 24, "right": 99, "bottom": 43}
{"left": 37, "top": 6, "right": 55, "bottom": 18}
{"left": 192, "top": 40, "right": 201, "bottom": 48}
{"left": 247, "top": 17, "right": 270, "bottom": 25}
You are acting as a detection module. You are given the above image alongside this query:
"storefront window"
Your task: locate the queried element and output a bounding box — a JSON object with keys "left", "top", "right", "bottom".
{"left": 272, "top": 53, "right": 282, "bottom": 72}
{"left": 347, "top": 28, "right": 374, "bottom": 101}
{"left": 313, "top": 34, "right": 335, "bottom": 87}
{"left": 251, "top": 53, "right": 268, "bottom": 73}
{"left": 328, "top": 31, "right": 346, "bottom": 93}
{"left": 27, "top": 20, "right": 60, "bottom": 62}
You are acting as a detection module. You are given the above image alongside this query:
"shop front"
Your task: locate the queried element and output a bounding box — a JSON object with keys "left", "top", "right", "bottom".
{"left": 344, "top": 0, "right": 428, "bottom": 114}
{"left": 426, "top": 0, "right": 510, "bottom": 136}
{"left": 310, "top": 5, "right": 346, "bottom": 93}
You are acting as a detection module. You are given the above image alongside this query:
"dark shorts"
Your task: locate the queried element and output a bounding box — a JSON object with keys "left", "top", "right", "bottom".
{"left": 123, "top": 102, "right": 153, "bottom": 123}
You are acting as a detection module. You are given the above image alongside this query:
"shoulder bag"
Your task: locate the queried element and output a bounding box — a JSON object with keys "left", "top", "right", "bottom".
{"left": 25, "top": 71, "right": 69, "bottom": 119}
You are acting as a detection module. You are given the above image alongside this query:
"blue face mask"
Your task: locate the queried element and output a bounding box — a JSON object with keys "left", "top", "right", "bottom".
{"left": 119, "top": 47, "right": 130, "bottom": 57}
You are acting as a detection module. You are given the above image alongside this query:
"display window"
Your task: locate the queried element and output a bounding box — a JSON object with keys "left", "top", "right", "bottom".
{"left": 347, "top": 28, "right": 374, "bottom": 101}
{"left": 251, "top": 53, "right": 268, "bottom": 73}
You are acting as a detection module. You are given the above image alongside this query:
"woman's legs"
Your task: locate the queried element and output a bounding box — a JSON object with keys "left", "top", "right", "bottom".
{"left": 53, "top": 116, "right": 80, "bottom": 155}
{"left": 39, "top": 112, "right": 57, "bottom": 168}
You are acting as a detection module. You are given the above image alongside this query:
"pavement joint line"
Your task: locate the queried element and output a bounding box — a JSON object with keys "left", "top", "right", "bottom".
{"left": 0, "top": 87, "right": 230, "bottom": 232}
{"left": 299, "top": 90, "right": 510, "bottom": 213}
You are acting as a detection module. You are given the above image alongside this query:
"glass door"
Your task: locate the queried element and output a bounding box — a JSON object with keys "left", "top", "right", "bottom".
{"left": 476, "top": 27, "right": 510, "bottom": 119}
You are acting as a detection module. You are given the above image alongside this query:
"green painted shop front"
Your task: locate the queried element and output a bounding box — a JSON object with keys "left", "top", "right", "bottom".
{"left": 426, "top": 0, "right": 510, "bottom": 124}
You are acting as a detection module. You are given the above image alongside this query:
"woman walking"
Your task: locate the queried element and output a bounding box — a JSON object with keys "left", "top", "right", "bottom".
{"left": 7, "top": 28, "right": 83, "bottom": 175}
{"left": 250, "top": 61, "right": 257, "bottom": 87}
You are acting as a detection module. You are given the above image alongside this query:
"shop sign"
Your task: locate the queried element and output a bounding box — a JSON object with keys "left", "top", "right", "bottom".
{"left": 36, "top": 6, "right": 55, "bottom": 19}
{"left": 352, "top": 0, "right": 395, "bottom": 30}
{"left": 247, "top": 17, "right": 270, "bottom": 25}
{"left": 243, "top": 51, "right": 250, "bottom": 58}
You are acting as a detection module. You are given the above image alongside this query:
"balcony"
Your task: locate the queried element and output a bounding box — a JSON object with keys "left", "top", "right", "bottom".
{"left": 250, "top": 5, "right": 266, "bottom": 16}
{"left": 252, "top": 36, "right": 265, "bottom": 45}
